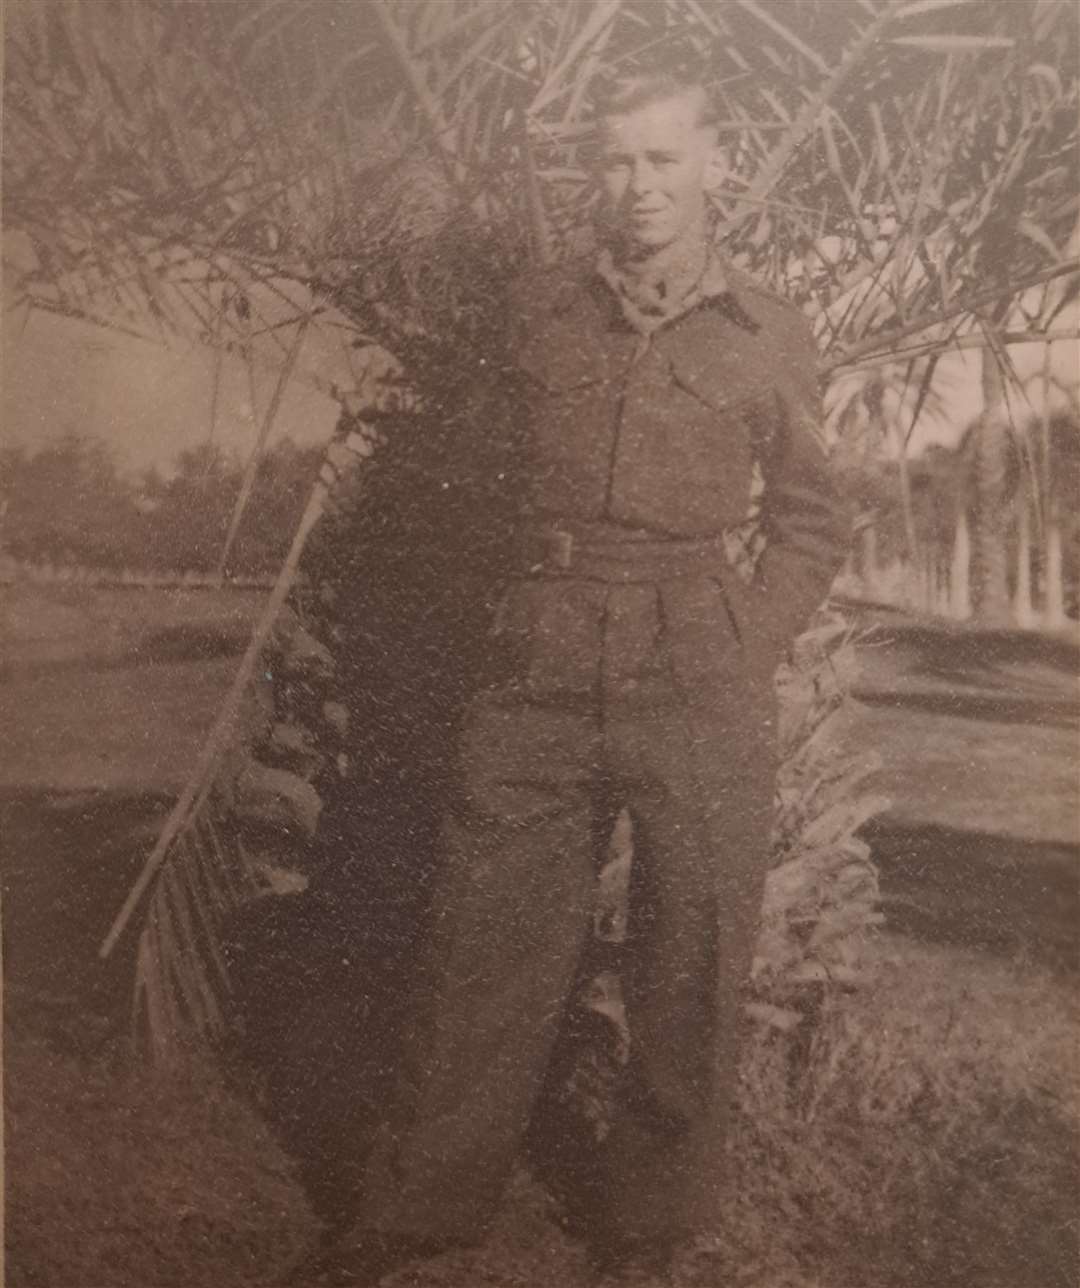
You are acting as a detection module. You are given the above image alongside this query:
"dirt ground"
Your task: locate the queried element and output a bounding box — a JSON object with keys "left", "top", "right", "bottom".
{"left": 5, "top": 934, "right": 1077, "bottom": 1288}
{"left": 3, "top": 586, "right": 1078, "bottom": 1286}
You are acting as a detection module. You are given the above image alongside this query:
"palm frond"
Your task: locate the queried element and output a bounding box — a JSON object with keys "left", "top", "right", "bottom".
{"left": 8, "top": 0, "right": 1075, "bottom": 359}
{"left": 217, "top": 314, "right": 310, "bottom": 579}
{"left": 101, "top": 421, "right": 379, "bottom": 1059}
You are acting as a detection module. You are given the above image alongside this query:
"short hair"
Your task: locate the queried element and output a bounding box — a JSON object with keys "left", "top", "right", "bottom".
{"left": 590, "top": 38, "right": 719, "bottom": 126}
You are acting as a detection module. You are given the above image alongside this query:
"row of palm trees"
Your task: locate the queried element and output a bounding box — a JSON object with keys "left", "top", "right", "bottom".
{"left": 841, "top": 405, "right": 1079, "bottom": 628}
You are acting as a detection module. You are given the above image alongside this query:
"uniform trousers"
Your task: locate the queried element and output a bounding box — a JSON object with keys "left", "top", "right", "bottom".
{"left": 355, "top": 573, "right": 777, "bottom": 1245}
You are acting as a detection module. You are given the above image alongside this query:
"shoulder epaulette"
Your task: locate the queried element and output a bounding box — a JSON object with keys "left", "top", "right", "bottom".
{"left": 724, "top": 266, "right": 812, "bottom": 340}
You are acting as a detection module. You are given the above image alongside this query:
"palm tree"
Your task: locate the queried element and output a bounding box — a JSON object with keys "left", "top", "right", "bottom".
{"left": 7, "top": 2, "right": 1077, "bottom": 369}
{"left": 4, "top": 0, "right": 1078, "bottom": 1052}
{"left": 950, "top": 397, "right": 1080, "bottom": 627}
{"left": 826, "top": 354, "right": 955, "bottom": 610}
{"left": 1016, "top": 407, "right": 1080, "bottom": 627}
{"left": 972, "top": 344, "right": 1013, "bottom": 621}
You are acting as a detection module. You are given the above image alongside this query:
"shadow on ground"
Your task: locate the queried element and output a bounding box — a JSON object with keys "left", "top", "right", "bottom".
{"left": 2, "top": 791, "right": 161, "bottom": 1054}
{"left": 847, "top": 607, "right": 1080, "bottom": 729}
{"left": 865, "top": 818, "right": 1078, "bottom": 973}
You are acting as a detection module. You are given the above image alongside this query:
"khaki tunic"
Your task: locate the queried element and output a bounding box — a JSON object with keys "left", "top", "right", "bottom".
{"left": 351, "top": 255, "right": 848, "bottom": 1245}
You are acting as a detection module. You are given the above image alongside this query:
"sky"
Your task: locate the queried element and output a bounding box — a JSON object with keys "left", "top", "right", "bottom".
{"left": 2, "top": 302, "right": 342, "bottom": 479}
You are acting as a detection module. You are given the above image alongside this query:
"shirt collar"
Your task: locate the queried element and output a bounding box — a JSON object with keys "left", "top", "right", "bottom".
{"left": 593, "top": 244, "right": 757, "bottom": 336}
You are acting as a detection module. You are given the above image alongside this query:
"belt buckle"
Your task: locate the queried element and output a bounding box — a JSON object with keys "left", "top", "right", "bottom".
{"left": 552, "top": 529, "right": 574, "bottom": 570}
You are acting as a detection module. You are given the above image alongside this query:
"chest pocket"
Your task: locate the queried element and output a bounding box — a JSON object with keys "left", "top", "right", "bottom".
{"left": 590, "top": 347, "right": 776, "bottom": 536}
{"left": 515, "top": 327, "right": 629, "bottom": 515}
{"left": 667, "top": 350, "right": 779, "bottom": 460}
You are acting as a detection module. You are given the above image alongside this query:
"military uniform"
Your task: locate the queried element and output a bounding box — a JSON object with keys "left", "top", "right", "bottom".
{"left": 350, "top": 251, "right": 848, "bottom": 1249}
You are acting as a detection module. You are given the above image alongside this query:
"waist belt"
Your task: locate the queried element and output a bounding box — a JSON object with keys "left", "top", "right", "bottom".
{"left": 518, "top": 520, "right": 731, "bottom": 584}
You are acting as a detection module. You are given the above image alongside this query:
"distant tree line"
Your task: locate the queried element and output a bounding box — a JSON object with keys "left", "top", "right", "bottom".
{"left": 0, "top": 433, "right": 322, "bottom": 576}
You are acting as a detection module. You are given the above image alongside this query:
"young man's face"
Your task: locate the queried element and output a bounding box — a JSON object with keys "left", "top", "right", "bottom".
{"left": 597, "top": 86, "right": 718, "bottom": 256}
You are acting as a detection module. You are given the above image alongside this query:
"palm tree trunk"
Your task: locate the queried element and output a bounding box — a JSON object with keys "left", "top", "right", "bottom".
{"left": 950, "top": 506, "right": 972, "bottom": 619}
{"left": 859, "top": 522, "right": 878, "bottom": 594}
{"left": 935, "top": 559, "right": 951, "bottom": 616}
{"left": 895, "top": 442, "right": 919, "bottom": 571}
{"left": 1045, "top": 508, "right": 1067, "bottom": 628}
{"left": 889, "top": 421, "right": 920, "bottom": 609}
{"left": 919, "top": 549, "right": 934, "bottom": 614}
{"left": 1037, "top": 342, "right": 1067, "bottom": 628}
{"left": 1014, "top": 492, "right": 1035, "bottom": 628}
{"left": 972, "top": 351, "right": 1011, "bottom": 624}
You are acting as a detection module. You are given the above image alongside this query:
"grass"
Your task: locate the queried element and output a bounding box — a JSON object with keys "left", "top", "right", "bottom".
{"left": 0, "top": 659, "right": 240, "bottom": 794}
{"left": 4, "top": 590, "right": 1076, "bottom": 1284}
{"left": 4, "top": 1028, "right": 317, "bottom": 1288}
{"left": 2, "top": 583, "right": 263, "bottom": 671}
{"left": 1, "top": 584, "right": 258, "bottom": 792}
{"left": 839, "top": 700, "right": 1077, "bottom": 844}
{"left": 6, "top": 933, "right": 1077, "bottom": 1288}
{"left": 721, "top": 936, "right": 1079, "bottom": 1288}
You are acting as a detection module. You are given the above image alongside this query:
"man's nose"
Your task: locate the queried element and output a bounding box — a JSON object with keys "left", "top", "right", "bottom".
{"left": 629, "top": 159, "right": 656, "bottom": 195}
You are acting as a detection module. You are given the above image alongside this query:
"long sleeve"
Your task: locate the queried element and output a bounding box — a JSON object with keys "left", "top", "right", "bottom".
{"left": 746, "top": 314, "right": 851, "bottom": 652}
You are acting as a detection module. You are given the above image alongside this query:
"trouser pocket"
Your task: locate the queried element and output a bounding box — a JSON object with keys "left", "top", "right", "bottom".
{"left": 709, "top": 568, "right": 787, "bottom": 687}
{"left": 656, "top": 577, "right": 745, "bottom": 695}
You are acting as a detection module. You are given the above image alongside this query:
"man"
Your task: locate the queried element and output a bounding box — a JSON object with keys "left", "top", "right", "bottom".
{"left": 295, "top": 47, "right": 847, "bottom": 1287}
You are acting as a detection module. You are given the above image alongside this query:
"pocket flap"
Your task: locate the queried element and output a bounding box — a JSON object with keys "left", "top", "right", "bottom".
{"left": 668, "top": 348, "right": 773, "bottom": 413}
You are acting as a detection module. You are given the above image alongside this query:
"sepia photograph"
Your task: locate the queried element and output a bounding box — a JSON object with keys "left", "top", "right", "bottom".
{"left": 2, "top": 2, "right": 1078, "bottom": 1286}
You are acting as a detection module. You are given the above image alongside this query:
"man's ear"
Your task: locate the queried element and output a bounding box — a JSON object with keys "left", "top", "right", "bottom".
{"left": 704, "top": 143, "right": 729, "bottom": 192}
